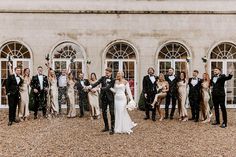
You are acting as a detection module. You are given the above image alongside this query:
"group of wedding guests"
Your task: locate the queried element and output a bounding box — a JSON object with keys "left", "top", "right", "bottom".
{"left": 6, "top": 63, "right": 136, "bottom": 135}
{"left": 5, "top": 62, "right": 101, "bottom": 126}
{"left": 143, "top": 62, "right": 233, "bottom": 128}
{"left": 5, "top": 60, "right": 233, "bottom": 132}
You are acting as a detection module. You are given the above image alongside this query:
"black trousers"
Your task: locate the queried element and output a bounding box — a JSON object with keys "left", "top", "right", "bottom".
{"left": 58, "top": 87, "right": 69, "bottom": 113}
{"left": 189, "top": 98, "right": 200, "bottom": 120}
{"left": 101, "top": 96, "right": 115, "bottom": 131}
{"left": 34, "top": 92, "right": 47, "bottom": 117}
{"left": 212, "top": 96, "right": 227, "bottom": 124}
{"left": 8, "top": 93, "right": 20, "bottom": 122}
{"left": 145, "top": 93, "right": 156, "bottom": 119}
{"left": 165, "top": 94, "right": 177, "bottom": 118}
{"left": 79, "top": 96, "right": 87, "bottom": 116}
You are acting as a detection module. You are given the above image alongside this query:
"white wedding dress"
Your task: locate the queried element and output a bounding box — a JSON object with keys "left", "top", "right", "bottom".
{"left": 112, "top": 82, "right": 137, "bottom": 134}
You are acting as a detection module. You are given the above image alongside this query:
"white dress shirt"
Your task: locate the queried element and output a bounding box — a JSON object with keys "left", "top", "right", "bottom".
{"left": 191, "top": 77, "right": 198, "bottom": 86}
{"left": 59, "top": 75, "right": 67, "bottom": 87}
{"left": 38, "top": 75, "right": 43, "bottom": 90}
{"left": 168, "top": 75, "right": 175, "bottom": 81}
{"left": 15, "top": 74, "right": 20, "bottom": 85}
{"left": 80, "top": 80, "right": 85, "bottom": 87}
{"left": 213, "top": 76, "right": 219, "bottom": 84}
{"left": 149, "top": 75, "right": 155, "bottom": 84}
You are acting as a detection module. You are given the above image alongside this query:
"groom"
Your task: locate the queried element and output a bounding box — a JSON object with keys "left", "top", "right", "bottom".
{"left": 89, "top": 67, "right": 115, "bottom": 135}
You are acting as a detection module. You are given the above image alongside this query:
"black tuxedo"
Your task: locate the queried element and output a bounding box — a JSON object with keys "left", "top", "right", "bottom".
{"left": 6, "top": 74, "right": 23, "bottom": 123}
{"left": 211, "top": 74, "right": 233, "bottom": 125}
{"left": 164, "top": 75, "right": 178, "bottom": 118}
{"left": 30, "top": 74, "right": 49, "bottom": 117}
{"left": 75, "top": 79, "right": 90, "bottom": 116}
{"left": 92, "top": 76, "right": 115, "bottom": 130}
{"left": 188, "top": 77, "right": 202, "bottom": 121}
{"left": 142, "top": 75, "right": 157, "bottom": 119}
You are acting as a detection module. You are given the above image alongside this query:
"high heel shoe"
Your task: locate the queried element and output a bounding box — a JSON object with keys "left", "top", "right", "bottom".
{"left": 182, "top": 117, "right": 188, "bottom": 122}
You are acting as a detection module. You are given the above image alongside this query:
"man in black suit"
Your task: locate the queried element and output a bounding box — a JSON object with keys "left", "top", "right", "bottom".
{"left": 75, "top": 72, "right": 90, "bottom": 118}
{"left": 164, "top": 68, "right": 178, "bottom": 119}
{"left": 6, "top": 66, "right": 23, "bottom": 126}
{"left": 142, "top": 67, "right": 157, "bottom": 121}
{"left": 211, "top": 67, "right": 233, "bottom": 128}
{"left": 30, "top": 66, "right": 49, "bottom": 119}
{"left": 188, "top": 70, "right": 202, "bottom": 122}
{"left": 89, "top": 67, "right": 115, "bottom": 135}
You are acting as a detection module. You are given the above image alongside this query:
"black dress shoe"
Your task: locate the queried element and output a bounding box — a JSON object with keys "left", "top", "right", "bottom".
{"left": 194, "top": 119, "right": 199, "bottom": 122}
{"left": 164, "top": 116, "right": 168, "bottom": 119}
{"left": 101, "top": 128, "right": 109, "bottom": 132}
{"left": 189, "top": 118, "right": 195, "bottom": 121}
{"left": 220, "top": 123, "right": 227, "bottom": 128}
{"left": 109, "top": 130, "right": 115, "bottom": 135}
{"left": 34, "top": 116, "right": 38, "bottom": 119}
{"left": 170, "top": 116, "right": 174, "bottom": 120}
{"left": 211, "top": 122, "right": 220, "bottom": 125}
{"left": 13, "top": 119, "right": 19, "bottom": 123}
{"left": 152, "top": 117, "right": 156, "bottom": 121}
{"left": 143, "top": 117, "right": 150, "bottom": 120}
{"left": 8, "top": 122, "right": 13, "bottom": 126}
{"left": 79, "top": 115, "right": 84, "bottom": 118}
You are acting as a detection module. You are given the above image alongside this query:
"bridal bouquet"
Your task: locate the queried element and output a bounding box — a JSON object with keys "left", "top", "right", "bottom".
{"left": 126, "top": 100, "right": 136, "bottom": 111}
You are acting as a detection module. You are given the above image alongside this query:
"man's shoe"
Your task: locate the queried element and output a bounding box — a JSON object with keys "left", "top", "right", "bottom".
{"left": 143, "top": 117, "right": 150, "bottom": 120}
{"left": 194, "top": 119, "right": 199, "bottom": 122}
{"left": 189, "top": 118, "right": 195, "bottom": 121}
{"left": 101, "top": 128, "right": 109, "bottom": 132}
{"left": 109, "top": 130, "right": 115, "bottom": 135}
{"left": 8, "top": 122, "right": 13, "bottom": 126}
{"left": 152, "top": 118, "right": 156, "bottom": 122}
{"left": 220, "top": 123, "right": 227, "bottom": 128}
{"left": 170, "top": 116, "right": 174, "bottom": 120}
{"left": 13, "top": 119, "right": 19, "bottom": 123}
{"left": 79, "top": 115, "right": 84, "bottom": 118}
{"left": 211, "top": 122, "right": 220, "bottom": 125}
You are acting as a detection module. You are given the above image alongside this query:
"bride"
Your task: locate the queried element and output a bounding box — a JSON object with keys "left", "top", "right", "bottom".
{"left": 109, "top": 71, "right": 137, "bottom": 134}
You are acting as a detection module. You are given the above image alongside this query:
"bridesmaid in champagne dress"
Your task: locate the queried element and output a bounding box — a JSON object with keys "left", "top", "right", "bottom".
{"left": 150, "top": 73, "right": 169, "bottom": 121}
{"left": 19, "top": 68, "right": 30, "bottom": 121}
{"left": 48, "top": 68, "right": 59, "bottom": 116}
{"left": 201, "top": 64, "right": 212, "bottom": 123}
{"left": 88, "top": 73, "right": 101, "bottom": 120}
{"left": 67, "top": 72, "right": 76, "bottom": 118}
{"left": 177, "top": 71, "right": 188, "bottom": 121}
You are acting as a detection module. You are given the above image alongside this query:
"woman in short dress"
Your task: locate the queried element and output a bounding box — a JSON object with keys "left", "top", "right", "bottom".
{"left": 150, "top": 73, "right": 169, "bottom": 121}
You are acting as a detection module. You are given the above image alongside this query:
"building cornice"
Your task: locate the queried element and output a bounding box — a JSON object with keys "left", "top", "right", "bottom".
{"left": 0, "top": 0, "right": 236, "bottom": 14}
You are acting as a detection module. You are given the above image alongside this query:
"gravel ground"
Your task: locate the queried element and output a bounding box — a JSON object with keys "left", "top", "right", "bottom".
{"left": 0, "top": 109, "right": 235, "bottom": 157}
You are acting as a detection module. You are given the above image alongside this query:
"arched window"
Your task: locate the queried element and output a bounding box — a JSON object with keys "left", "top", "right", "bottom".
{"left": 0, "top": 41, "right": 31, "bottom": 58}
{"left": 52, "top": 41, "right": 84, "bottom": 78}
{"left": 0, "top": 41, "right": 32, "bottom": 107}
{"left": 157, "top": 42, "right": 189, "bottom": 75}
{"left": 106, "top": 42, "right": 136, "bottom": 59}
{"left": 210, "top": 42, "right": 236, "bottom": 108}
{"left": 52, "top": 41, "right": 85, "bottom": 107}
{"left": 105, "top": 41, "right": 137, "bottom": 98}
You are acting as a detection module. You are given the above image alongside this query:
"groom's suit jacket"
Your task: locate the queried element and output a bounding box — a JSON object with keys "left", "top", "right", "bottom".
{"left": 91, "top": 76, "right": 115, "bottom": 102}
{"left": 31, "top": 74, "right": 49, "bottom": 93}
